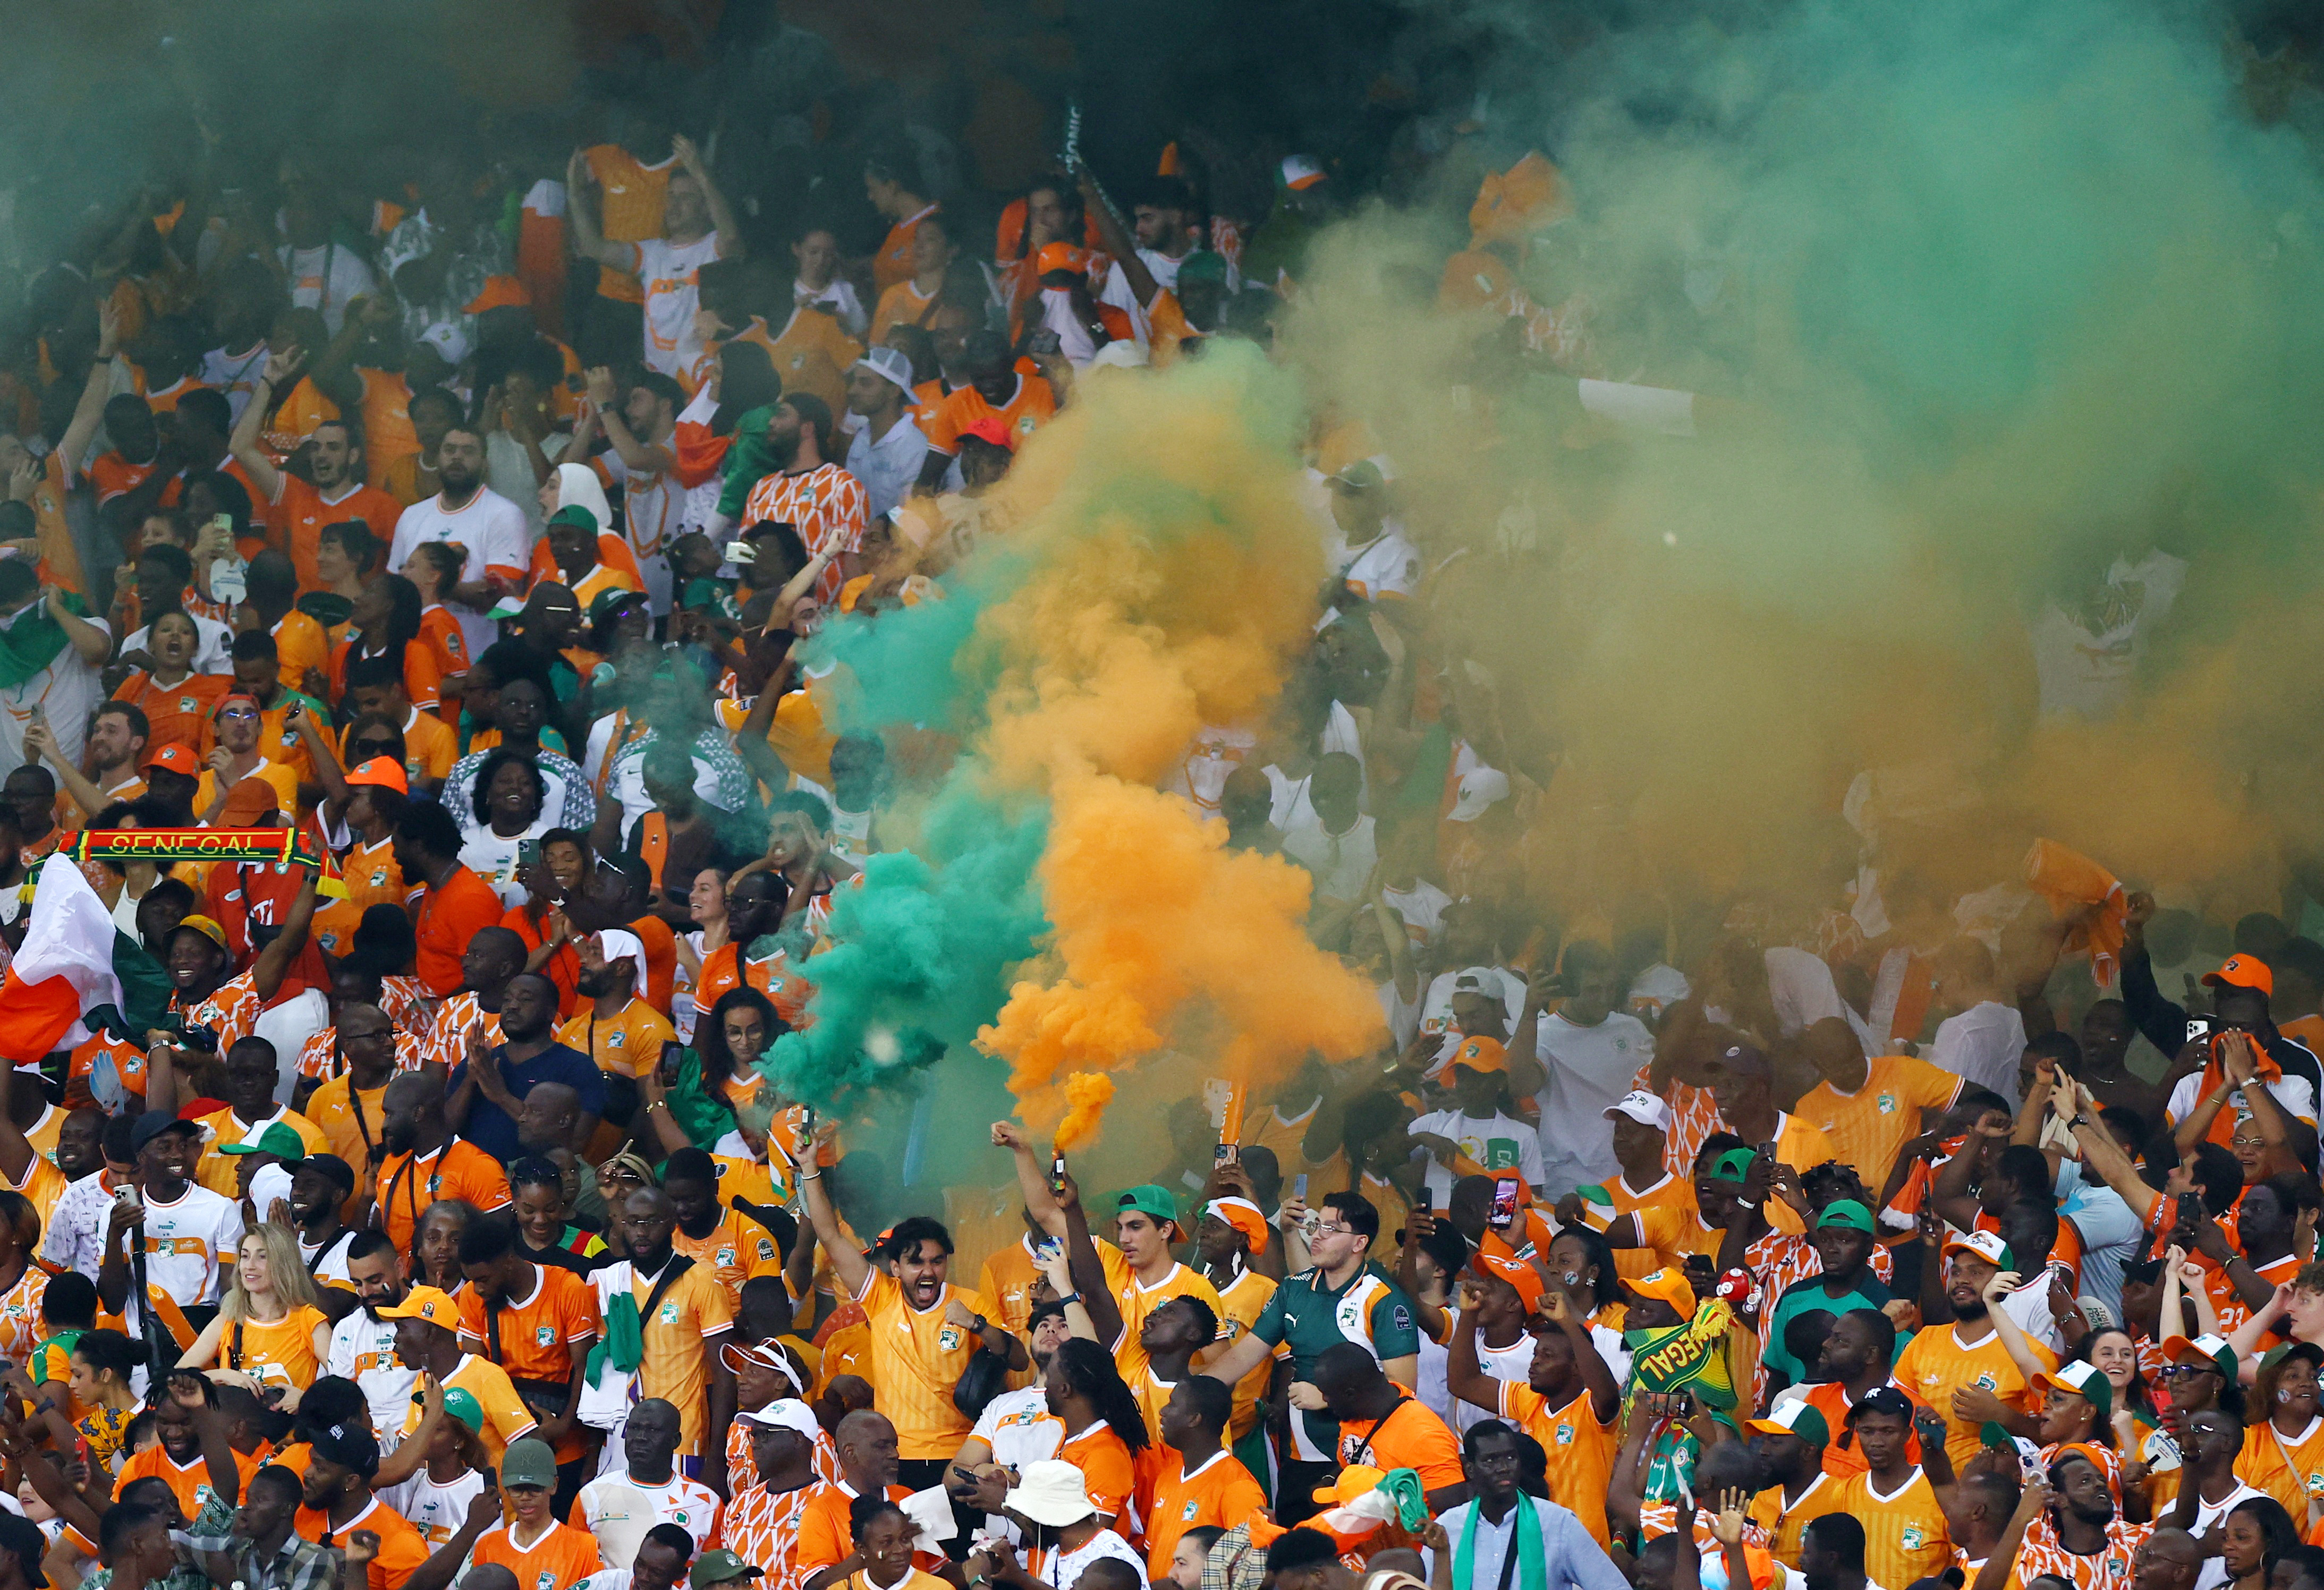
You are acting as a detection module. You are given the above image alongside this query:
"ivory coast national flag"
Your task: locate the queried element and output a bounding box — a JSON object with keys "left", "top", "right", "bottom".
{"left": 0, "top": 859, "right": 172, "bottom": 1062}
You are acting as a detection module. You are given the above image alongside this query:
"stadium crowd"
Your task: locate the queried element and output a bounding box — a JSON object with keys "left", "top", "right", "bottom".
{"left": 0, "top": 12, "right": 2311, "bottom": 1590}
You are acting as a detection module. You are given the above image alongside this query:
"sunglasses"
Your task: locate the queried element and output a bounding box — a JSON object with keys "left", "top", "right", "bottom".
{"left": 2157, "top": 1364, "right": 2219, "bottom": 1380}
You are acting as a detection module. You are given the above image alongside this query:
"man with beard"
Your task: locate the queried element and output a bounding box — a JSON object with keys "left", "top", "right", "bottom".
{"left": 285, "top": 1152, "right": 361, "bottom": 1322}
{"left": 445, "top": 971, "right": 604, "bottom": 1163}
{"left": 660, "top": 1148, "right": 783, "bottom": 1312}
{"left": 232, "top": 364, "right": 403, "bottom": 590}
{"left": 573, "top": 1399, "right": 720, "bottom": 1567}
{"left": 1897, "top": 1229, "right": 2059, "bottom": 1468}
{"left": 459, "top": 1216, "right": 601, "bottom": 1509}
{"left": 738, "top": 395, "right": 867, "bottom": 613}
{"left": 386, "top": 423, "right": 528, "bottom": 661}
{"left": 592, "top": 1187, "right": 737, "bottom": 1490}
{"left": 1831, "top": 1388, "right": 1958, "bottom": 1589}
{"left": 1793, "top": 1307, "right": 1918, "bottom": 1478}
{"left": 556, "top": 930, "right": 676, "bottom": 1081}
{"left": 1989, "top": 1447, "right": 2155, "bottom": 1590}
{"left": 327, "top": 1231, "right": 419, "bottom": 1440}
{"left": 800, "top": 1163, "right": 1022, "bottom": 1490}
{"left": 1744, "top": 1401, "right": 1843, "bottom": 1567}
{"left": 181, "top": 1036, "right": 329, "bottom": 1201}
{"left": 372, "top": 1070, "right": 512, "bottom": 1254}
{"left": 947, "top": 1301, "right": 1073, "bottom": 1530}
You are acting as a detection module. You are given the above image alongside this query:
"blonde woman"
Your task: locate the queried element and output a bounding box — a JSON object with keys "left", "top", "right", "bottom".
{"left": 178, "top": 1225, "right": 330, "bottom": 1407}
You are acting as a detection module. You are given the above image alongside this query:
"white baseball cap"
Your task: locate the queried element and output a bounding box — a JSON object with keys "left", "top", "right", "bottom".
{"left": 1451, "top": 966, "right": 1509, "bottom": 1000}
{"left": 1603, "top": 1091, "right": 1670, "bottom": 1132}
{"left": 414, "top": 320, "right": 470, "bottom": 368}
{"left": 853, "top": 345, "right": 915, "bottom": 395}
{"left": 1446, "top": 766, "right": 1512, "bottom": 823}
{"left": 737, "top": 1399, "right": 821, "bottom": 1440}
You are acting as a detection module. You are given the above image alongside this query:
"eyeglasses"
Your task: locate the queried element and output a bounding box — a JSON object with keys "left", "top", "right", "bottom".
{"left": 1310, "top": 1222, "right": 1358, "bottom": 1238}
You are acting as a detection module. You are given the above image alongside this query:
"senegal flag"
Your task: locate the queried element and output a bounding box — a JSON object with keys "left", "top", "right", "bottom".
{"left": 1623, "top": 1298, "right": 1741, "bottom": 1411}
{"left": 0, "top": 858, "right": 173, "bottom": 1062}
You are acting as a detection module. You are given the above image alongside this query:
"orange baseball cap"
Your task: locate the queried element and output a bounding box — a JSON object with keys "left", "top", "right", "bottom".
{"left": 2204, "top": 955, "right": 2274, "bottom": 997}
{"left": 1473, "top": 1252, "right": 1544, "bottom": 1312}
{"left": 1449, "top": 1034, "right": 1507, "bottom": 1075}
{"left": 218, "top": 779, "right": 280, "bottom": 825}
{"left": 1625, "top": 1266, "right": 1697, "bottom": 1320}
{"left": 376, "top": 1286, "right": 461, "bottom": 1325}
{"left": 959, "top": 417, "right": 1015, "bottom": 450}
{"left": 1035, "top": 242, "right": 1089, "bottom": 277}
{"left": 346, "top": 757, "right": 409, "bottom": 795}
{"left": 142, "top": 743, "right": 198, "bottom": 775}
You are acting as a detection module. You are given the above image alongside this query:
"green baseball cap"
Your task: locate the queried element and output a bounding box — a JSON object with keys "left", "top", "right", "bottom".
{"left": 2033, "top": 1358, "right": 2114, "bottom": 1417}
{"left": 1746, "top": 1400, "right": 1830, "bottom": 1446}
{"left": 499, "top": 1438, "right": 557, "bottom": 1490}
{"left": 1816, "top": 1199, "right": 1873, "bottom": 1233}
{"left": 219, "top": 1123, "right": 307, "bottom": 1162}
{"left": 439, "top": 1387, "right": 485, "bottom": 1434}
{"left": 691, "top": 1551, "right": 765, "bottom": 1589}
{"left": 1116, "top": 1185, "right": 1180, "bottom": 1230}
{"left": 1710, "top": 1148, "right": 1756, "bottom": 1183}
{"left": 546, "top": 504, "right": 599, "bottom": 534}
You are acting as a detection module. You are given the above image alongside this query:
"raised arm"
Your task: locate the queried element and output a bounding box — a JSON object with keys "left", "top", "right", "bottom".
{"left": 56, "top": 303, "right": 121, "bottom": 478}
{"left": 564, "top": 151, "right": 634, "bottom": 270}
{"left": 674, "top": 136, "right": 742, "bottom": 260}
{"left": 800, "top": 1125, "right": 870, "bottom": 1298}
{"left": 1541, "top": 1288, "right": 1619, "bottom": 1423}
{"left": 227, "top": 350, "right": 298, "bottom": 503}
{"left": 1973, "top": 1479, "right": 2052, "bottom": 1590}
{"left": 250, "top": 865, "right": 320, "bottom": 1005}
{"left": 2067, "top": 1092, "right": 2163, "bottom": 1226}
{"left": 1073, "top": 171, "right": 1158, "bottom": 310}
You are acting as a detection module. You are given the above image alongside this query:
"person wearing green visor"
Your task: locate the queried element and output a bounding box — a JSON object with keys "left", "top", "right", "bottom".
{"left": 1759, "top": 1199, "right": 1895, "bottom": 1391}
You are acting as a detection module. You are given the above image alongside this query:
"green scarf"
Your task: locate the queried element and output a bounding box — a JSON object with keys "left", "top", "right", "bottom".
{"left": 586, "top": 1290, "right": 645, "bottom": 1385}
{"left": 664, "top": 1050, "right": 733, "bottom": 1149}
{"left": 716, "top": 405, "right": 784, "bottom": 521}
{"left": 0, "top": 591, "right": 88, "bottom": 692}
{"left": 1452, "top": 1497, "right": 1544, "bottom": 1590}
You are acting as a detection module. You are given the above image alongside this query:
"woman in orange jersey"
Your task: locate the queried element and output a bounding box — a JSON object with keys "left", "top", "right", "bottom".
{"left": 843, "top": 1496, "right": 951, "bottom": 1590}
{"left": 178, "top": 1226, "right": 332, "bottom": 1400}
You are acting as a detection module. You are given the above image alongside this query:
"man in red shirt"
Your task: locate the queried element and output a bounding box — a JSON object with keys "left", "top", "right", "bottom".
{"left": 392, "top": 802, "right": 503, "bottom": 996}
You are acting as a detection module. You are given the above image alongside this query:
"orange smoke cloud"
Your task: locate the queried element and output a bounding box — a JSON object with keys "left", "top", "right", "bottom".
{"left": 956, "top": 353, "right": 1388, "bottom": 1133}
{"left": 1051, "top": 1072, "right": 1117, "bottom": 1151}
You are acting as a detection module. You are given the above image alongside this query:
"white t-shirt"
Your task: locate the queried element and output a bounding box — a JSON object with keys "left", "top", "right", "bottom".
{"left": 135, "top": 1183, "right": 244, "bottom": 1305}
{"left": 1331, "top": 528, "right": 1422, "bottom": 602}
{"left": 327, "top": 1305, "right": 418, "bottom": 1440}
{"left": 1532, "top": 1010, "right": 1657, "bottom": 1197}
{"left": 0, "top": 607, "right": 109, "bottom": 772}
{"left": 1930, "top": 1001, "right": 2029, "bottom": 1108}
{"left": 1419, "top": 967, "right": 1525, "bottom": 1040}
{"left": 1379, "top": 981, "right": 1420, "bottom": 1052}
{"left": 299, "top": 1229, "right": 358, "bottom": 1294}
{"left": 1381, "top": 878, "right": 1451, "bottom": 946}
{"left": 599, "top": 447, "right": 683, "bottom": 615}
{"left": 1627, "top": 964, "right": 1691, "bottom": 1024}
{"left": 385, "top": 1466, "right": 488, "bottom": 1551}
{"left": 1408, "top": 1109, "right": 1547, "bottom": 1205}
{"left": 123, "top": 615, "right": 233, "bottom": 676}
{"left": 2167, "top": 1067, "right": 2319, "bottom": 1133}
{"left": 388, "top": 488, "right": 530, "bottom": 661}
{"left": 574, "top": 1469, "right": 723, "bottom": 1567}
{"left": 460, "top": 815, "right": 558, "bottom": 908}
{"left": 278, "top": 243, "right": 378, "bottom": 334}
{"left": 2192, "top": 1482, "right": 2270, "bottom": 1590}
{"left": 970, "top": 1385, "right": 1059, "bottom": 1538}
{"left": 1280, "top": 812, "right": 1377, "bottom": 904}
{"left": 635, "top": 234, "right": 724, "bottom": 380}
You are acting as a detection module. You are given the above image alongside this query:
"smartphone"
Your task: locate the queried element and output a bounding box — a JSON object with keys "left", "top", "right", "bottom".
{"left": 208, "top": 513, "right": 235, "bottom": 538}
{"left": 1029, "top": 328, "right": 1062, "bottom": 356}
{"left": 1489, "top": 1176, "right": 1521, "bottom": 1230}
{"left": 2178, "top": 1192, "right": 2203, "bottom": 1227}
{"left": 2185, "top": 1015, "right": 2216, "bottom": 1045}
{"left": 1214, "top": 1142, "right": 1239, "bottom": 1168}
{"left": 1050, "top": 1152, "right": 1067, "bottom": 1196}
{"left": 517, "top": 838, "right": 541, "bottom": 872}
{"left": 1292, "top": 1174, "right": 1308, "bottom": 1202}
{"left": 1415, "top": 1187, "right": 1432, "bottom": 1214}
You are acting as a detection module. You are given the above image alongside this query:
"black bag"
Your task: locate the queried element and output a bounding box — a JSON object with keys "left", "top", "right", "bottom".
{"left": 951, "top": 1345, "right": 1011, "bottom": 1421}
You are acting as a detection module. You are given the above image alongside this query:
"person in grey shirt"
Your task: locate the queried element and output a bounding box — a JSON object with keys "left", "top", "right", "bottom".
{"left": 1421, "top": 1422, "right": 1627, "bottom": 1590}
{"left": 843, "top": 347, "right": 930, "bottom": 522}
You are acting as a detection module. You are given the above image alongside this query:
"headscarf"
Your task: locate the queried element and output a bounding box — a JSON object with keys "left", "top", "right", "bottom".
{"left": 550, "top": 462, "right": 613, "bottom": 533}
